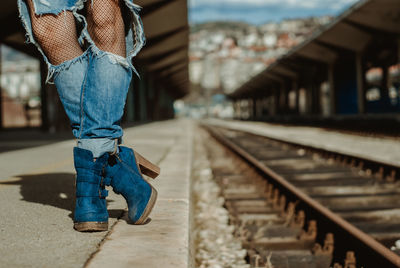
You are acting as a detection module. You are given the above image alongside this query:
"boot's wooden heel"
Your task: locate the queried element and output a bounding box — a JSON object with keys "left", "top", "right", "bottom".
{"left": 134, "top": 151, "right": 160, "bottom": 179}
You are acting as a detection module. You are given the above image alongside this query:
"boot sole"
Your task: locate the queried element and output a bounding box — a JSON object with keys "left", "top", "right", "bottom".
{"left": 74, "top": 221, "right": 108, "bottom": 232}
{"left": 134, "top": 187, "right": 158, "bottom": 225}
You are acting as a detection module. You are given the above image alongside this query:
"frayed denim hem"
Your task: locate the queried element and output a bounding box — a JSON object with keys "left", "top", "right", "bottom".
{"left": 77, "top": 138, "right": 121, "bottom": 158}
{"left": 50, "top": 48, "right": 91, "bottom": 82}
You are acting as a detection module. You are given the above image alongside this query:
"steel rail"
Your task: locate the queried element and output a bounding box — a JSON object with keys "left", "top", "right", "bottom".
{"left": 203, "top": 124, "right": 400, "bottom": 268}
{"left": 207, "top": 122, "right": 400, "bottom": 173}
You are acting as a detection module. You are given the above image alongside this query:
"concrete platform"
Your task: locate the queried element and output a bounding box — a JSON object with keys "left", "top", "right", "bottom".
{"left": 0, "top": 119, "right": 193, "bottom": 268}
{"left": 205, "top": 119, "right": 400, "bottom": 167}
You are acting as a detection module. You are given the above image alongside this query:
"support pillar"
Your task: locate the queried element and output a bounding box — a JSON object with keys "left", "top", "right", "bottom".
{"left": 249, "top": 99, "right": 254, "bottom": 120}
{"left": 259, "top": 98, "right": 264, "bottom": 119}
{"left": 278, "top": 82, "right": 287, "bottom": 114}
{"left": 126, "top": 82, "right": 135, "bottom": 122}
{"left": 283, "top": 85, "right": 289, "bottom": 114}
{"left": 306, "top": 87, "right": 313, "bottom": 115}
{"left": 235, "top": 100, "right": 241, "bottom": 119}
{"left": 292, "top": 80, "right": 299, "bottom": 114}
{"left": 311, "top": 83, "right": 320, "bottom": 114}
{"left": 237, "top": 100, "right": 242, "bottom": 120}
{"left": 252, "top": 98, "right": 258, "bottom": 120}
{"left": 139, "top": 73, "right": 147, "bottom": 121}
{"left": 261, "top": 98, "right": 267, "bottom": 118}
{"left": 328, "top": 63, "right": 336, "bottom": 115}
{"left": 233, "top": 100, "right": 237, "bottom": 119}
{"left": 0, "top": 45, "right": 2, "bottom": 129}
{"left": 381, "top": 64, "right": 389, "bottom": 101}
{"left": 272, "top": 88, "right": 279, "bottom": 116}
{"left": 398, "top": 38, "right": 400, "bottom": 63}
{"left": 40, "top": 60, "right": 49, "bottom": 131}
{"left": 356, "top": 52, "right": 366, "bottom": 114}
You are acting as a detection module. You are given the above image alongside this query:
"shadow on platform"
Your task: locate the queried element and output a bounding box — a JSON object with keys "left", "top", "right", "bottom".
{"left": 0, "top": 129, "right": 74, "bottom": 154}
{"left": 0, "top": 172, "right": 125, "bottom": 220}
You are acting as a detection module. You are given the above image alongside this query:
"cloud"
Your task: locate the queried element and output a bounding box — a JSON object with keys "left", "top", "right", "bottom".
{"left": 189, "top": 0, "right": 359, "bottom": 24}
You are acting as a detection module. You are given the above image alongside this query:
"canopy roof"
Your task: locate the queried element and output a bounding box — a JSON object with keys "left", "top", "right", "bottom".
{"left": 230, "top": 0, "right": 400, "bottom": 99}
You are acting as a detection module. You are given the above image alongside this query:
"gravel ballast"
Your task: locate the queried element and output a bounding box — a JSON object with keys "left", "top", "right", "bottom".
{"left": 192, "top": 130, "right": 249, "bottom": 268}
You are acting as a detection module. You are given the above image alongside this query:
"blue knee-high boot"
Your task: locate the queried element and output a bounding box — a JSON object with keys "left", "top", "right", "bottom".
{"left": 105, "top": 146, "right": 157, "bottom": 224}
{"left": 73, "top": 147, "right": 109, "bottom": 231}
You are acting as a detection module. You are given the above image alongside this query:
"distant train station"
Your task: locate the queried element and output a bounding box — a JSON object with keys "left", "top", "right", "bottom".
{"left": 230, "top": 0, "right": 400, "bottom": 122}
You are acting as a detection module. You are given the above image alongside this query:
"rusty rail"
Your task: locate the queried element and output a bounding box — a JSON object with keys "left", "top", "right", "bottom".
{"left": 203, "top": 123, "right": 400, "bottom": 268}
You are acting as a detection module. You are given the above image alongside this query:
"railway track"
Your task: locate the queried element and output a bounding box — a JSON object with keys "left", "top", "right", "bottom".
{"left": 202, "top": 123, "right": 400, "bottom": 268}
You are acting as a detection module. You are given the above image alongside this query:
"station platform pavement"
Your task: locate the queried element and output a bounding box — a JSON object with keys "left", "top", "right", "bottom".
{"left": 205, "top": 118, "right": 400, "bottom": 168}
{"left": 0, "top": 119, "right": 193, "bottom": 268}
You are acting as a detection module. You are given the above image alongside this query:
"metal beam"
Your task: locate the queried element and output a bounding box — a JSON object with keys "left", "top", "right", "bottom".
{"left": 261, "top": 72, "right": 285, "bottom": 84}
{"left": 296, "top": 43, "right": 338, "bottom": 64}
{"left": 132, "top": 0, "right": 166, "bottom": 8}
{"left": 141, "top": 0, "right": 187, "bottom": 40}
{"left": 317, "top": 22, "right": 372, "bottom": 52}
{"left": 346, "top": 0, "right": 400, "bottom": 35}
{"left": 150, "top": 58, "right": 186, "bottom": 75}
{"left": 140, "top": 44, "right": 187, "bottom": 64}
{"left": 343, "top": 19, "right": 400, "bottom": 37}
{"left": 139, "top": 27, "right": 188, "bottom": 59}
{"left": 159, "top": 63, "right": 188, "bottom": 78}
{"left": 146, "top": 49, "right": 187, "bottom": 72}
{"left": 138, "top": 0, "right": 172, "bottom": 16}
{"left": 166, "top": 69, "right": 188, "bottom": 83}
{"left": 270, "top": 65, "right": 298, "bottom": 80}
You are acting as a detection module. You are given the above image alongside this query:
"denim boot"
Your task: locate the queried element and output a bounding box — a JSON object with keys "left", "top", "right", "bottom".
{"left": 73, "top": 147, "right": 109, "bottom": 231}
{"left": 104, "top": 146, "right": 158, "bottom": 224}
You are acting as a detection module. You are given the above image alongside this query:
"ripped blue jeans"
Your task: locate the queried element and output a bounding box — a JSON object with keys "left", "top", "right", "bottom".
{"left": 18, "top": 0, "right": 145, "bottom": 157}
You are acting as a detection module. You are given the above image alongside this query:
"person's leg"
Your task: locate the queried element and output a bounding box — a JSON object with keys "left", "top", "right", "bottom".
{"left": 86, "top": 0, "right": 126, "bottom": 57}
{"left": 74, "top": 0, "right": 132, "bottom": 157}
{"left": 25, "top": 0, "right": 83, "bottom": 65}
{"left": 21, "top": 0, "right": 87, "bottom": 135}
{"left": 80, "top": 0, "right": 158, "bottom": 224}
{"left": 19, "top": 0, "right": 109, "bottom": 232}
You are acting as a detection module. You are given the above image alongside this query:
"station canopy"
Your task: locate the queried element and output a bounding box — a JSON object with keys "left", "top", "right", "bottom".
{"left": 0, "top": 0, "right": 189, "bottom": 98}
{"left": 229, "top": 0, "right": 400, "bottom": 99}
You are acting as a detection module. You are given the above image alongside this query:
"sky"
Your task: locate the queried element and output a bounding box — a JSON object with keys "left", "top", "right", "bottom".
{"left": 189, "top": 0, "right": 360, "bottom": 25}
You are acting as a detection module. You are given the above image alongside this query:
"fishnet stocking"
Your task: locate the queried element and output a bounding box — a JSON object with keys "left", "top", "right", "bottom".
{"left": 86, "top": 0, "right": 126, "bottom": 57}
{"left": 26, "top": 0, "right": 83, "bottom": 66}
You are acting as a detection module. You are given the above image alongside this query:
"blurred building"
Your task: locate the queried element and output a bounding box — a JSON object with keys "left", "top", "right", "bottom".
{"left": 185, "top": 17, "right": 331, "bottom": 118}
{"left": 189, "top": 17, "right": 332, "bottom": 95}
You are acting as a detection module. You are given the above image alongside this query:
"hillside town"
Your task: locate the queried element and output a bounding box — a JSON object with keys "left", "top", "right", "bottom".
{"left": 189, "top": 16, "right": 332, "bottom": 95}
